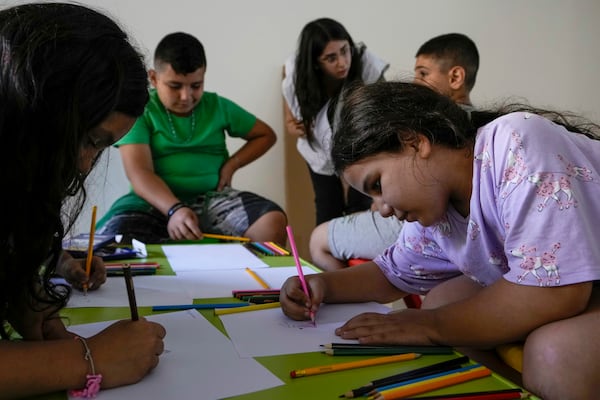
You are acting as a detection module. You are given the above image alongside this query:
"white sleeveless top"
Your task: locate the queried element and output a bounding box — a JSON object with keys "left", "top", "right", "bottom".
{"left": 282, "top": 45, "right": 389, "bottom": 175}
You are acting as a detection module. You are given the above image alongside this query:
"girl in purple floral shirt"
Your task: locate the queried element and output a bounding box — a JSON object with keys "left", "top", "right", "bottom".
{"left": 281, "top": 81, "right": 600, "bottom": 399}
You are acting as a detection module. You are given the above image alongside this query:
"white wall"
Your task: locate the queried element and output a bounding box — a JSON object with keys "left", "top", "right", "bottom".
{"left": 17, "top": 0, "right": 597, "bottom": 234}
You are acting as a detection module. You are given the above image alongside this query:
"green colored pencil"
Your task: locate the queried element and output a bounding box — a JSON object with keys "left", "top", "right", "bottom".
{"left": 324, "top": 346, "right": 453, "bottom": 356}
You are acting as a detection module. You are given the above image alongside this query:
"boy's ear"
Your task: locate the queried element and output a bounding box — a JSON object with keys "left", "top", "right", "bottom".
{"left": 448, "top": 66, "right": 466, "bottom": 90}
{"left": 148, "top": 69, "right": 158, "bottom": 87}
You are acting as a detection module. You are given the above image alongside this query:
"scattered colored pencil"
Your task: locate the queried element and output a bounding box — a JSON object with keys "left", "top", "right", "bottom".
{"left": 214, "top": 301, "right": 281, "bottom": 315}
{"left": 105, "top": 262, "right": 160, "bottom": 269}
{"left": 152, "top": 303, "right": 250, "bottom": 311}
{"left": 264, "top": 241, "right": 290, "bottom": 255}
{"left": 245, "top": 295, "right": 280, "bottom": 304}
{"left": 203, "top": 233, "right": 250, "bottom": 242}
{"left": 250, "top": 241, "right": 276, "bottom": 255}
{"left": 245, "top": 267, "right": 270, "bottom": 289}
{"left": 107, "top": 267, "right": 157, "bottom": 276}
{"left": 371, "top": 364, "right": 484, "bottom": 394}
{"left": 370, "top": 365, "right": 492, "bottom": 400}
{"left": 232, "top": 289, "right": 281, "bottom": 298}
{"left": 106, "top": 262, "right": 159, "bottom": 276}
{"left": 324, "top": 347, "right": 454, "bottom": 356}
{"left": 402, "top": 388, "right": 525, "bottom": 400}
{"left": 340, "top": 355, "right": 470, "bottom": 398}
{"left": 290, "top": 353, "right": 421, "bottom": 378}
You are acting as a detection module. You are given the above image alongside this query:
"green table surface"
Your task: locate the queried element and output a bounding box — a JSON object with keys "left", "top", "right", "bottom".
{"left": 40, "top": 242, "right": 528, "bottom": 400}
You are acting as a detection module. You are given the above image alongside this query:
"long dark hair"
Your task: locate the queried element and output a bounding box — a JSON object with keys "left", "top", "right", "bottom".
{"left": 294, "top": 18, "right": 364, "bottom": 142}
{"left": 333, "top": 81, "right": 599, "bottom": 174}
{"left": 0, "top": 2, "right": 148, "bottom": 338}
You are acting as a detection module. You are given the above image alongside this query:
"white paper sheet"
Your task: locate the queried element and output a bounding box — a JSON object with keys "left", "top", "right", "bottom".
{"left": 67, "top": 310, "right": 283, "bottom": 400}
{"left": 176, "top": 266, "right": 318, "bottom": 299}
{"left": 219, "top": 302, "right": 392, "bottom": 358}
{"left": 162, "top": 243, "right": 268, "bottom": 272}
{"left": 66, "top": 276, "right": 191, "bottom": 308}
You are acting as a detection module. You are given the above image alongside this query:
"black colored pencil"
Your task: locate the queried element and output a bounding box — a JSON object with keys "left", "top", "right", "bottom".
{"left": 340, "top": 355, "right": 470, "bottom": 398}
{"left": 323, "top": 346, "right": 454, "bottom": 356}
{"left": 108, "top": 267, "right": 157, "bottom": 276}
{"left": 122, "top": 265, "right": 139, "bottom": 321}
{"left": 247, "top": 295, "right": 280, "bottom": 304}
{"left": 323, "top": 343, "right": 453, "bottom": 351}
{"left": 401, "top": 388, "right": 524, "bottom": 400}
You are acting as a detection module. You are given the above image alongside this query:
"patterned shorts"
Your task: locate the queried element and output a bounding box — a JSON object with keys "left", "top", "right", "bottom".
{"left": 98, "top": 187, "right": 283, "bottom": 243}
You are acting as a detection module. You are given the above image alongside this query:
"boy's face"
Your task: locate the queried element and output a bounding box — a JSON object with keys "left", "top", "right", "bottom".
{"left": 413, "top": 55, "right": 452, "bottom": 97}
{"left": 149, "top": 64, "right": 205, "bottom": 116}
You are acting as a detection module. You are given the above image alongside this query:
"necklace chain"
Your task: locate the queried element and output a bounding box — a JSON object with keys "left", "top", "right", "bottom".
{"left": 165, "top": 108, "right": 196, "bottom": 143}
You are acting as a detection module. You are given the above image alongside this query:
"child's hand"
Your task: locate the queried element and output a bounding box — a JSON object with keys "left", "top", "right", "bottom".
{"left": 217, "top": 157, "right": 240, "bottom": 191}
{"left": 284, "top": 116, "right": 306, "bottom": 138}
{"left": 335, "top": 308, "right": 435, "bottom": 346}
{"left": 59, "top": 255, "right": 106, "bottom": 291}
{"left": 167, "top": 206, "right": 203, "bottom": 240}
{"left": 87, "top": 318, "right": 166, "bottom": 388}
{"left": 280, "top": 275, "right": 324, "bottom": 320}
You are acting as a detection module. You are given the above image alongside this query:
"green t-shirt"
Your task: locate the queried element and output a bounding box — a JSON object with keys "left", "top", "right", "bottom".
{"left": 97, "top": 90, "right": 256, "bottom": 226}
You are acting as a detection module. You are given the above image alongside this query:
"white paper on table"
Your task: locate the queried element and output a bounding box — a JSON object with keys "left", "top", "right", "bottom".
{"left": 162, "top": 243, "right": 268, "bottom": 272}
{"left": 176, "top": 266, "right": 317, "bottom": 299}
{"left": 66, "top": 276, "right": 190, "bottom": 308}
{"left": 67, "top": 310, "right": 284, "bottom": 400}
{"left": 219, "top": 302, "right": 392, "bottom": 358}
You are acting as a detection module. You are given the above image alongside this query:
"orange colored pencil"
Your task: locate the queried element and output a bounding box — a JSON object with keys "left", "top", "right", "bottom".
{"left": 265, "top": 241, "right": 290, "bottom": 255}
{"left": 203, "top": 233, "right": 250, "bottom": 242}
{"left": 372, "top": 365, "right": 492, "bottom": 400}
{"left": 290, "top": 353, "right": 421, "bottom": 378}
{"left": 245, "top": 267, "right": 270, "bottom": 289}
{"left": 83, "top": 205, "right": 97, "bottom": 295}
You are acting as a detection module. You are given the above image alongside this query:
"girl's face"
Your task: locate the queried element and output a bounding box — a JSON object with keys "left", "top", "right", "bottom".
{"left": 317, "top": 40, "right": 352, "bottom": 80}
{"left": 78, "top": 111, "right": 135, "bottom": 173}
{"left": 342, "top": 138, "right": 456, "bottom": 227}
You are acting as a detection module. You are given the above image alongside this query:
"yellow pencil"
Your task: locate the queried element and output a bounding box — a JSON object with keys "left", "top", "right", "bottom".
{"left": 266, "top": 241, "right": 290, "bottom": 255}
{"left": 372, "top": 365, "right": 492, "bottom": 400}
{"left": 290, "top": 353, "right": 421, "bottom": 378}
{"left": 83, "top": 205, "right": 97, "bottom": 295}
{"left": 245, "top": 267, "right": 270, "bottom": 289}
{"left": 203, "top": 233, "right": 250, "bottom": 242}
{"left": 214, "top": 301, "right": 281, "bottom": 315}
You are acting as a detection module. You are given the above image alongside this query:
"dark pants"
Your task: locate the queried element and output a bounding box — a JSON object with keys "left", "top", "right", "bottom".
{"left": 307, "top": 167, "right": 371, "bottom": 225}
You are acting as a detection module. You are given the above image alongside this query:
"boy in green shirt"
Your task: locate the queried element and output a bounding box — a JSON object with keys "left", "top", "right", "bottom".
{"left": 98, "top": 32, "right": 287, "bottom": 245}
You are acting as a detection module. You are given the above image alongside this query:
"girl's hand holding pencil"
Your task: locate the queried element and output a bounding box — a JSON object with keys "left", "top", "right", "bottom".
{"left": 280, "top": 272, "right": 324, "bottom": 322}
{"left": 282, "top": 225, "right": 321, "bottom": 324}
{"left": 57, "top": 251, "right": 107, "bottom": 291}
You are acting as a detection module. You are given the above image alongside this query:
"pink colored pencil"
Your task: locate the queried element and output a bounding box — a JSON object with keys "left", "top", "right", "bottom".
{"left": 285, "top": 225, "right": 315, "bottom": 324}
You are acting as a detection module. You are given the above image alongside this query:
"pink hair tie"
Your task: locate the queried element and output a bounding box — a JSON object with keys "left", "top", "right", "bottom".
{"left": 68, "top": 336, "right": 102, "bottom": 398}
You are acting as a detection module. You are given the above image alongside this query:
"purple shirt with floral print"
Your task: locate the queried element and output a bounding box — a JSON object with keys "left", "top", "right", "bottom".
{"left": 375, "top": 112, "right": 600, "bottom": 295}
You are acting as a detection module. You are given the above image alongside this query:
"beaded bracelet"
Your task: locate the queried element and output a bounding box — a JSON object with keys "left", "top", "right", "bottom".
{"left": 69, "top": 336, "right": 102, "bottom": 398}
{"left": 167, "top": 201, "right": 188, "bottom": 220}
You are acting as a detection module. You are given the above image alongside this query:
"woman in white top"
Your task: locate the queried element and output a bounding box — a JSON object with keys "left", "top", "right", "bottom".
{"left": 282, "top": 17, "right": 388, "bottom": 225}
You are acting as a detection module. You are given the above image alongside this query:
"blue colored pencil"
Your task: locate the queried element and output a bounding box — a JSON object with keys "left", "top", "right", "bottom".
{"left": 370, "top": 364, "right": 483, "bottom": 394}
{"left": 250, "top": 241, "right": 275, "bottom": 255}
{"left": 340, "top": 355, "right": 470, "bottom": 398}
{"left": 152, "top": 303, "right": 250, "bottom": 311}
